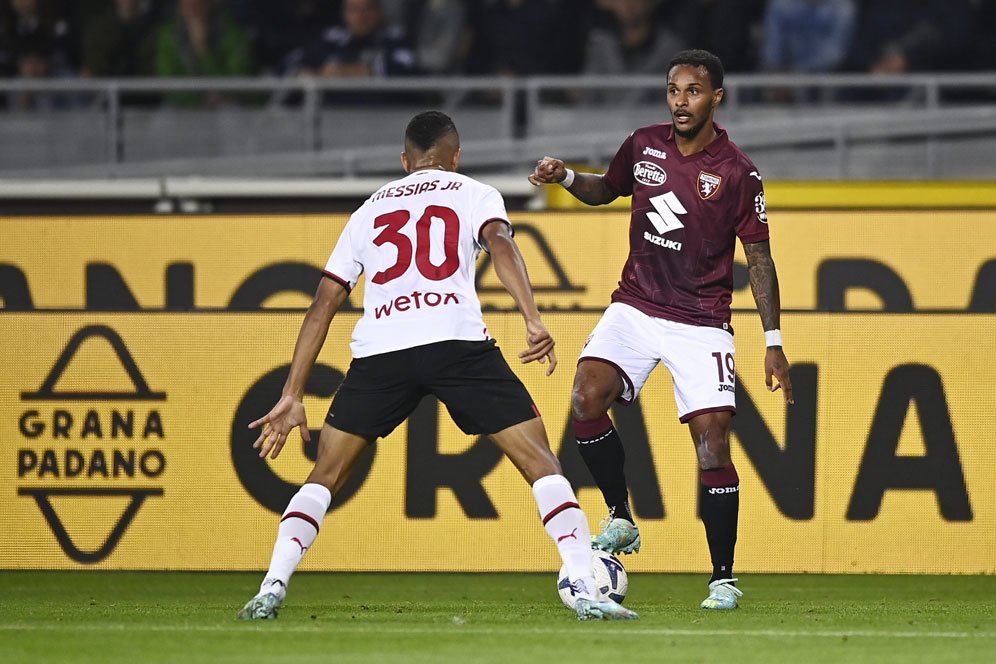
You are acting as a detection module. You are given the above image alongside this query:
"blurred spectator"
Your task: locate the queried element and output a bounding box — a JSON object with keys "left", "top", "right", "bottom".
{"left": 761, "top": 0, "right": 855, "bottom": 74}
{"left": 82, "top": 0, "right": 156, "bottom": 76}
{"left": 760, "top": 0, "right": 855, "bottom": 103}
{"left": 674, "top": 0, "right": 766, "bottom": 72}
{"left": 409, "top": 0, "right": 470, "bottom": 74}
{"left": 283, "top": 0, "right": 415, "bottom": 78}
{"left": 467, "top": 0, "right": 583, "bottom": 76}
{"left": 153, "top": 0, "right": 253, "bottom": 105}
{"left": 234, "top": 0, "right": 339, "bottom": 74}
{"left": 583, "top": 0, "right": 685, "bottom": 77}
{"left": 0, "top": 0, "right": 75, "bottom": 73}
{"left": 0, "top": 0, "right": 77, "bottom": 109}
{"left": 377, "top": 0, "right": 406, "bottom": 29}
{"left": 845, "top": 0, "right": 972, "bottom": 74}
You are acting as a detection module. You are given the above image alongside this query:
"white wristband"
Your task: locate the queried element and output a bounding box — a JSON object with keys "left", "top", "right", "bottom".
{"left": 560, "top": 168, "right": 575, "bottom": 188}
{"left": 765, "top": 329, "right": 783, "bottom": 348}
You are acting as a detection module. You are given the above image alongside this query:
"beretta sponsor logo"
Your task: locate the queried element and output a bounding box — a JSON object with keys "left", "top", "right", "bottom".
{"left": 633, "top": 161, "right": 667, "bottom": 186}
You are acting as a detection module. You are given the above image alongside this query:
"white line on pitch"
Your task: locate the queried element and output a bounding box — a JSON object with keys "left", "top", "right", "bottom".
{"left": 0, "top": 624, "right": 992, "bottom": 639}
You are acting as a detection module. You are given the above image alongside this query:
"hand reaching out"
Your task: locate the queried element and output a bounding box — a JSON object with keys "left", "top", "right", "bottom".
{"left": 528, "top": 156, "right": 567, "bottom": 186}
{"left": 519, "top": 318, "right": 557, "bottom": 375}
{"left": 248, "top": 394, "right": 311, "bottom": 459}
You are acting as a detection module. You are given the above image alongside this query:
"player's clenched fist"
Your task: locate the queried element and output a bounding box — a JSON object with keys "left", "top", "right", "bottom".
{"left": 528, "top": 156, "right": 567, "bottom": 186}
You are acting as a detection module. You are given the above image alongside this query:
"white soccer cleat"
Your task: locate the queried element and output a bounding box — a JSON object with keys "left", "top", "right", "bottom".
{"left": 237, "top": 578, "right": 286, "bottom": 620}
{"left": 700, "top": 578, "right": 742, "bottom": 610}
{"left": 575, "top": 596, "right": 639, "bottom": 621}
{"left": 237, "top": 592, "right": 282, "bottom": 620}
{"left": 591, "top": 517, "right": 641, "bottom": 555}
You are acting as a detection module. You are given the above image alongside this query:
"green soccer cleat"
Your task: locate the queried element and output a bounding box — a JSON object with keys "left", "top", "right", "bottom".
{"left": 591, "top": 517, "right": 641, "bottom": 555}
{"left": 700, "top": 578, "right": 742, "bottom": 610}
{"left": 237, "top": 592, "right": 282, "bottom": 620}
{"left": 575, "top": 597, "right": 640, "bottom": 621}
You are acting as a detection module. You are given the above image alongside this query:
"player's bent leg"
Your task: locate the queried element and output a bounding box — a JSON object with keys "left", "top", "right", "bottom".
{"left": 488, "top": 421, "right": 638, "bottom": 620}
{"left": 238, "top": 425, "right": 372, "bottom": 620}
{"left": 487, "top": 416, "right": 561, "bottom": 484}
{"left": 305, "top": 425, "right": 375, "bottom": 494}
{"left": 572, "top": 361, "right": 641, "bottom": 553}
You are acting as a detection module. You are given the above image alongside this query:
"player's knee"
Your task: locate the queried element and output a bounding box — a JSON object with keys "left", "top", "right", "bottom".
{"left": 571, "top": 388, "right": 608, "bottom": 421}
{"left": 695, "top": 437, "right": 731, "bottom": 470}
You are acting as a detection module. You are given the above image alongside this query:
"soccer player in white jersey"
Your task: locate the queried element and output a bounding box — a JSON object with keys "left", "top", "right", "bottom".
{"left": 529, "top": 50, "right": 795, "bottom": 609}
{"left": 237, "top": 111, "right": 637, "bottom": 622}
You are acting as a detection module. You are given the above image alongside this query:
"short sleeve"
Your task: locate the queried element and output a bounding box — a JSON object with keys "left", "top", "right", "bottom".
{"left": 323, "top": 214, "right": 363, "bottom": 290}
{"left": 472, "top": 185, "right": 510, "bottom": 245}
{"left": 602, "top": 132, "right": 636, "bottom": 197}
{"left": 735, "top": 167, "right": 770, "bottom": 245}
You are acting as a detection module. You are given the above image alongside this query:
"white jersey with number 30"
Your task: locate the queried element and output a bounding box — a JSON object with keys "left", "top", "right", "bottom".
{"left": 324, "top": 169, "right": 508, "bottom": 358}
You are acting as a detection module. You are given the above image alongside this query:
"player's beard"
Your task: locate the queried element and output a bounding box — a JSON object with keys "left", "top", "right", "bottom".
{"left": 672, "top": 113, "right": 709, "bottom": 140}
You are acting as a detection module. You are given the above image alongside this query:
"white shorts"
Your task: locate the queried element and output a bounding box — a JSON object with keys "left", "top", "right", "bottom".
{"left": 579, "top": 302, "right": 737, "bottom": 422}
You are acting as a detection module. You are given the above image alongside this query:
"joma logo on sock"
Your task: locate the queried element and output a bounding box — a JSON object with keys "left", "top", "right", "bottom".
{"left": 708, "top": 486, "right": 739, "bottom": 494}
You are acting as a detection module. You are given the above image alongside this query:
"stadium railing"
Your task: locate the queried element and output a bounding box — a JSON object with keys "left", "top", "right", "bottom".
{"left": 1, "top": 73, "right": 994, "bottom": 182}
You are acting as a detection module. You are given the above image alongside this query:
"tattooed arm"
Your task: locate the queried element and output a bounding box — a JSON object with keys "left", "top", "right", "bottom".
{"left": 744, "top": 240, "right": 794, "bottom": 404}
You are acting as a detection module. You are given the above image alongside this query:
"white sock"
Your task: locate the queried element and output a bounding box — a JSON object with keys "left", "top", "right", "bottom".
{"left": 532, "top": 474, "right": 597, "bottom": 600}
{"left": 258, "top": 483, "right": 332, "bottom": 597}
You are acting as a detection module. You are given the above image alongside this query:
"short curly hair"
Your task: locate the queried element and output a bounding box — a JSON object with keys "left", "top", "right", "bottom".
{"left": 668, "top": 49, "right": 725, "bottom": 90}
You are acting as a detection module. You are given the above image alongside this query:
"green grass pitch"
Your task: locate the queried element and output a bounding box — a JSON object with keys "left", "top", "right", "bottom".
{"left": 1, "top": 572, "right": 993, "bottom": 663}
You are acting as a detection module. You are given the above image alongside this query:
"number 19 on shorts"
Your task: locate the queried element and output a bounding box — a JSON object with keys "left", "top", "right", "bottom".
{"left": 712, "top": 351, "right": 735, "bottom": 393}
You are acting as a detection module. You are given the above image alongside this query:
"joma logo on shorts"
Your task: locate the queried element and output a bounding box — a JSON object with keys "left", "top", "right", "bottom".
{"left": 708, "top": 486, "right": 739, "bottom": 494}
{"left": 717, "top": 384, "right": 735, "bottom": 392}
{"left": 374, "top": 291, "right": 460, "bottom": 318}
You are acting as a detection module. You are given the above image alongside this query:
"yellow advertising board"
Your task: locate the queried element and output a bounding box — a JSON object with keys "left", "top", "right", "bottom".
{"left": 2, "top": 210, "right": 994, "bottom": 572}
{"left": 1, "top": 211, "right": 994, "bottom": 312}
{"left": 2, "top": 312, "right": 994, "bottom": 573}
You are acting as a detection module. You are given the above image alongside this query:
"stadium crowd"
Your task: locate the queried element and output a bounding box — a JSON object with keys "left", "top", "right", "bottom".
{"left": 1, "top": 0, "right": 994, "bottom": 109}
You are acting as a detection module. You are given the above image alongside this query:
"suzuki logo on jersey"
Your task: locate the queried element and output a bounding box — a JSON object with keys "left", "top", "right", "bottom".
{"left": 643, "top": 192, "right": 686, "bottom": 252}
{"left": 698, "top": 171, "right": 722, "bottom": 199}
{"left": 642, "top": 146, "right": 667, "bottom": 160}
{"left": 633, "top": 161, "right": 667, "bottom": 186}
{"left": 646, "top": 192, "right": 686, "bottom": 234}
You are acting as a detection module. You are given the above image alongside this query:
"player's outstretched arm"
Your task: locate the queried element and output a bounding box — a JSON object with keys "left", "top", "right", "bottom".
{"left": 744, "top": 240, "right": 794, "bottom": 405}
{"left": 249, "top": 277, "right": 350, "bottom": 459}
{"left": 480, "top": 220, "right": 557, "bottom": 376}
{"left": 528, "top": 155, "right": 618, "bottom": 206}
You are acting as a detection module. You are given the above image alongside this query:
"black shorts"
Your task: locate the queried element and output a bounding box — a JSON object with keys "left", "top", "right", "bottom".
{"left": 326, "top": 339, "right": 539, "bottom": 439}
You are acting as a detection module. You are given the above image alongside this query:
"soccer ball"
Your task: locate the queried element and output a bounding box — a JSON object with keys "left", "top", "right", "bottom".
{"left": 557, "top": 549, "right": 628, "bottom": 609}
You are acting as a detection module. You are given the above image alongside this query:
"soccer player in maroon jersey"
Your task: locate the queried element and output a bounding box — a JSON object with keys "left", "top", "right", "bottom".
{"left": 528, "top": 49, "right": 794, "bottom": 609}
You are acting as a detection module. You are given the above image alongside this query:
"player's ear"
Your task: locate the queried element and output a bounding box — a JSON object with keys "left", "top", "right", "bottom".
{"left": 451, "top": 148, "right": 461, "bottom": 172}
{"left": 712, "top": 87, "right": 724, "bottom": 108}
{"left": 400, "top": 152, "right": 410, "bottom": 173}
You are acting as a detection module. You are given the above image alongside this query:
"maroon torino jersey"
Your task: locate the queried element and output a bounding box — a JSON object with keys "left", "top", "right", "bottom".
{"left": 602, "top": 122, "right": 769, "bottom": 331}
